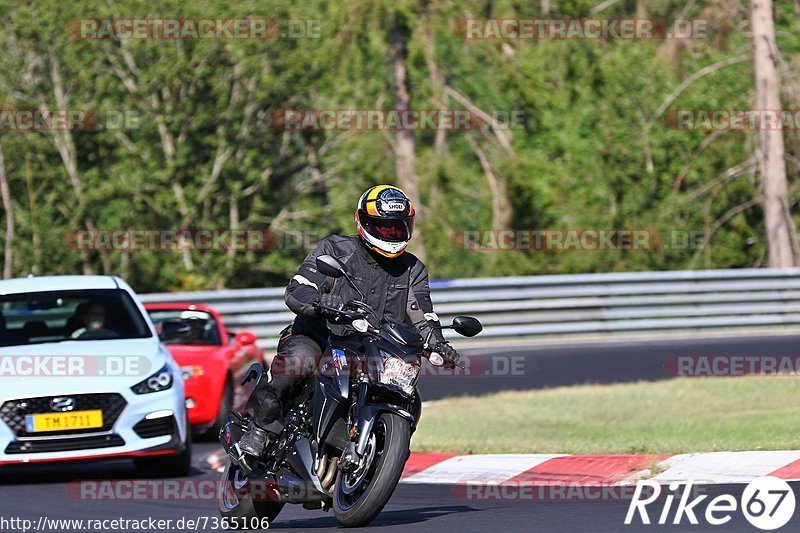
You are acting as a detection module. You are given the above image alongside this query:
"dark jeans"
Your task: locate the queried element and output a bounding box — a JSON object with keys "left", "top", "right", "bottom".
{"left": 245, "top": 328, "right": 325, "bottom": 434}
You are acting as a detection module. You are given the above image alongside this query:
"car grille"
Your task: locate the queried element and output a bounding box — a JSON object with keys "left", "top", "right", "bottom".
{"left": 132, "top": 416, "right": 175, "bottom": 439}
{"left": 0, "top": 393, "right": 127, "bottom": 437}
{"left": 5, "top": 434, "right": 126, "bottom": 454}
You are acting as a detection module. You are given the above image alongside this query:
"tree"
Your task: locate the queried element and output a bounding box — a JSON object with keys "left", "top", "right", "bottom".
{"left": 751, "top": 0, "right": 795, "bottom": 267}
{"left": 388, "top": 8, "right": 426, "bottom": 261}
{"left": 0, "top": 140, "right": 12, "bottom": 279}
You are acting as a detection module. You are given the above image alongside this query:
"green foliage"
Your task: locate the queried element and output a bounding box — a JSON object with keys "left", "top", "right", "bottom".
{"left": 0, "top": 0, "right": 797, "bottom": 291}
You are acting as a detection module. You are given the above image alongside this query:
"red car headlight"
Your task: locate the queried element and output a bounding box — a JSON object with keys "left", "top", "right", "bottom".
{"left": 181, "top": 365, "right": 205, "bottom": 380}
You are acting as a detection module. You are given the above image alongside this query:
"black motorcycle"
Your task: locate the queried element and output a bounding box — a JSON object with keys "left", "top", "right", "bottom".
{"left": 217, "top": 254, "right": 482, "bottom": 528}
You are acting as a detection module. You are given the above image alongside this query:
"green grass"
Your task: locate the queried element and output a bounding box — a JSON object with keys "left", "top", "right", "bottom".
{"left": 411, "top": 377, "right": 800, "bottom": 455}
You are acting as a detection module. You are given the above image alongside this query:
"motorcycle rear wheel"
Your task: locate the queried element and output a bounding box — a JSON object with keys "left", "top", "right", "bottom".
{"left": 218, "top": 460, "right": 284, "bottom": 529}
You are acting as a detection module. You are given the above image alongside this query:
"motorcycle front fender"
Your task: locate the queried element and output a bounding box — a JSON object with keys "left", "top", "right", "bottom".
{"left": 354, "top": 403, "right": 415, "bottom": 456}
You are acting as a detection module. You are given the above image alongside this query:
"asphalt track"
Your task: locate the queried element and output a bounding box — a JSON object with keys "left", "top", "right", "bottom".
{"left": 2, "top": 443, "right": 798, "bottom": 532}
{"left": 420, "top": 334, "right": 800, "bottom": 400}
{"left": 2, "top": 335, "right": 800, "bottom": 532}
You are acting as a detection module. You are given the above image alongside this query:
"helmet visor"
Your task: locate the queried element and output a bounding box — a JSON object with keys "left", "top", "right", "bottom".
{"left": 360, "top": 213, "right": 414, "bottom": 243}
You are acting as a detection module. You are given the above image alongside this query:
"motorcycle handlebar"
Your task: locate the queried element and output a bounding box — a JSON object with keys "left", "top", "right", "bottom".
{"left": 314, "top": 300, "right": 464, "bottom": 370}
{"left": 422, "top": 346, "right": 464, "bottom": 370}
{"left": 313, "top": 298, "right": 375, "bottom": 317}
{"left": 314, "top": 303, "right": 362, "bottom": 320}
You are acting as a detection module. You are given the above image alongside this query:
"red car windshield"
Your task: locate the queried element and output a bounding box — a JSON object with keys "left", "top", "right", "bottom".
{"left": 148, "top": 309, "right": 222, "bottom": 345}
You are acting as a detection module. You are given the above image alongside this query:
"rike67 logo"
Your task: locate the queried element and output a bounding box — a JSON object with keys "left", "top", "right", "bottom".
{"left": 625, "top": 477, "right": 796, "bottom": 530}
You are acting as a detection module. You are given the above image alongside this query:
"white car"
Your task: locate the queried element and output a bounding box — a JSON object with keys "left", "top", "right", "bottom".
{"left": 0, "top": 275, "right": 191, "bottom": 475}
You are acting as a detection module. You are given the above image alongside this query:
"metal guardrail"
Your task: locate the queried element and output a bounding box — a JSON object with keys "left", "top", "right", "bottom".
{"left": 140, "top": 268, "right": 800, "bottom": 349}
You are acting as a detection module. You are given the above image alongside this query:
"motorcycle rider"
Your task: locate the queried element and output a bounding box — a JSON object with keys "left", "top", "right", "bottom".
{"left": 240, "top": 185, "right": 460, "bottom": 455}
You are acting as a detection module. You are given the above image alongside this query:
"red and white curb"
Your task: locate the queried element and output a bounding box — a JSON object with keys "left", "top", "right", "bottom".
{"left": 204, "top": 450, "right": 800, "bottom": 485}
{"left": 401, "top": 451, "right": 800, "bottom": 486}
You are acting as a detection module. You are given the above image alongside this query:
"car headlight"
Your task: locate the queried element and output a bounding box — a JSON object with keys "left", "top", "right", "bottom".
{"left": 131, "top": 363, "right": 174, "bottom": 394}
{"left": 378, "top": 351, "right": 419, "bottom": 397}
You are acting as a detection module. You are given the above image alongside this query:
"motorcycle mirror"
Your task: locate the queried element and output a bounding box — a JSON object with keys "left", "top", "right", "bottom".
{"left": 315, "top": 254, "right": 365, "bottom": 300}
{"left": 316, "top": 255, "right": 346, "bottom": 278}
{"left": 452, "top": 316, "right": 482, "bottom": 337}
{"left": 240, "top": 362, "right": 265, "bottom": 387}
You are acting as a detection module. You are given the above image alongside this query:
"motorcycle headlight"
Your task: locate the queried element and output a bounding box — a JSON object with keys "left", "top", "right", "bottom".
{"left": 131, "top": 363, "right": 174, "bottom": 394}
{"left": 378, "top": 351, "right": 419, "bottom": 397}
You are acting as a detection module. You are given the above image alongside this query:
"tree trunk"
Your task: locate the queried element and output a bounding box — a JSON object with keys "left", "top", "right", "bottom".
{"left": 44, "top": 52, "right": 96, "bottom": 274}
{"left": 388, "top": 12, "right": 426, "bottom": 262}
{"left": 25, "top": 153, "right": 40, "bottom": 275}
{"left": 635, "top": 0, "right": 648, "bottom": 19}
{"left": 751, "top": 0, "right": 795, "bottom": 267}
{"left": 0, "top": 141, "right": 13, "bottom": 279}
{"left": 422, "top": 20, "right": 447, "bottom": 155}
{"left": 226, "top": 182, "right": 240, "bottom": 277}
{"left": 465, "top": 135, "right": 512, "bottom": 231}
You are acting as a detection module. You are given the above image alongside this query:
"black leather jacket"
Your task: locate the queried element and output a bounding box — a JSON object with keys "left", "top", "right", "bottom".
{"left": 284, "top": 235, "right": 446, "bottom": 346}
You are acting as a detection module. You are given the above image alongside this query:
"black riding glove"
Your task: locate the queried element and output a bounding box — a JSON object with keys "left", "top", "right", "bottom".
{"left": 430, "top": 341, "right": 460, "bottom": 367}
{"left": 314, "top": 293, "right": 345, "bottom": 320}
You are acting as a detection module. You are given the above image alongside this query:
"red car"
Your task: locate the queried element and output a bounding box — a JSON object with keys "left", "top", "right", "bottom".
{"left": 144, "top": 303, "right": 264, "bottom": 437}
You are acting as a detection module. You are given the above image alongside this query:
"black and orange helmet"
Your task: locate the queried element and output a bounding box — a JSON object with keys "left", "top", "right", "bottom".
{"left": 355, "top": 185, "right": 415, "bottom": 258}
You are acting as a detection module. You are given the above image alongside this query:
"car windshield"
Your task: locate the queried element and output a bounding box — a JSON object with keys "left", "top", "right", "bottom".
{"left": 147, "top": 309, "right": 222, "bottom": 346}
{"left": 0, "top": 289, "right": 152, "bottom": 347}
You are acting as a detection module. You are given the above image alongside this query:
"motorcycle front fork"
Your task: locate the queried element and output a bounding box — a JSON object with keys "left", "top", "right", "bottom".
{"left": 340, "top": 380, "right": 369, "bottom": 473}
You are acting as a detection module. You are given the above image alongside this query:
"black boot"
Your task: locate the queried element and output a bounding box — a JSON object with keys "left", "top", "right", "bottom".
{"left": 239, "top": 425, "right": 270, "bottom": 456}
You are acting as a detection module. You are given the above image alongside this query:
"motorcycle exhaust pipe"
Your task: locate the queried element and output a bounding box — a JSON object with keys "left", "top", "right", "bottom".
{"left": 321, "top": 456, "right": 339, "bottom": 490}
{"left": 233, "top": 443, "right": 252, "bottom": 475}
{"left": 315, "top": 454, "right": 328, "bottom": 479}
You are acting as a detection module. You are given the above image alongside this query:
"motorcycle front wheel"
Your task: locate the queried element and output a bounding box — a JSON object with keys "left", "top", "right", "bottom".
{"left": 217, "top": 460, "right": 284, "bottom": 529}
{"left": 333, "top": 413, "right": 411, "bottom": 527}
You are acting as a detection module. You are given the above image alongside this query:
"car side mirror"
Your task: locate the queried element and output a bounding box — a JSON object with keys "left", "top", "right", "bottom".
{"left": 452, "top": 316, "right": 482, "bottom": 337}
{"left": 235, "top": 331, "right": 257, "bottom": 346}
{"left": 315, "top": 255, "right": 345, "bottom": 278}
{"left": 159, "top": 319, "right": 192, "bottom": 341}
